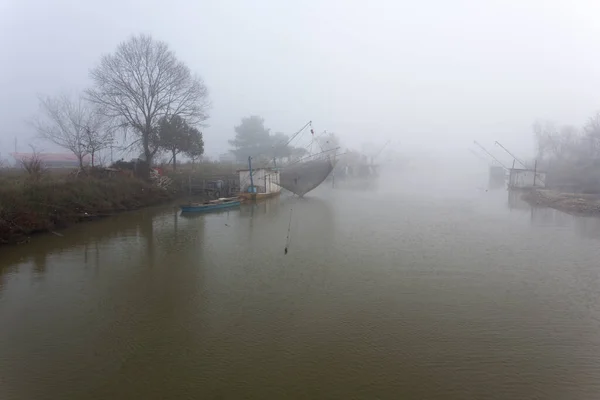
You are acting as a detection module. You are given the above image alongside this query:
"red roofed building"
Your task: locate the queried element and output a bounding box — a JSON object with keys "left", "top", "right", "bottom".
{"left": 10, "top": 153, "right": 91, "bottom": 169}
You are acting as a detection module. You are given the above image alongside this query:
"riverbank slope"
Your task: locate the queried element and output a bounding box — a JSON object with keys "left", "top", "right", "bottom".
{"left": 521, "top": 189, "right": 600, "bottom": 215}
{"left": 0, "top": 175, "right": 175, "bottom": 244}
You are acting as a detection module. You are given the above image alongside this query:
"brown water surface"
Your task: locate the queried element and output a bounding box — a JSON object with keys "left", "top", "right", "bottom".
{"left": 2, "top": 178, "right": 600, "bottom": 399}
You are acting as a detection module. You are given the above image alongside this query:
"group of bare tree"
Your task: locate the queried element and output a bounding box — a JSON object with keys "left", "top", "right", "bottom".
{"left": 533, "top": 111, "right": 600, "bottom": 192}
{"left": 32, "top": 95, "right": 113, "bottom": 168}
{"left": 32, "top": 34, "right": 209, "bottom": 170}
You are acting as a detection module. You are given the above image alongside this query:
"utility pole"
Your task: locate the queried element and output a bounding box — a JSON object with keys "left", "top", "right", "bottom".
{"left": 248, "top": 156, "right": 254, "bottom": 191}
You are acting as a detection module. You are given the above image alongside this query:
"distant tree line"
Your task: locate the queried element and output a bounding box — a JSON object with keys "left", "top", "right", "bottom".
{"left": 32, "top": 34, "right": 209, "bottom": 170}
{"left": 533, "top": 111, "right": 600, "bottom": 192}
{"left": 228, "top": 116, "right": 307, "bottom": 164}
{"left": 228, "top": 116, "right": 343, "bottom": 165}
{"left": 32, "top": 33, "right": 346, "bottom": 173}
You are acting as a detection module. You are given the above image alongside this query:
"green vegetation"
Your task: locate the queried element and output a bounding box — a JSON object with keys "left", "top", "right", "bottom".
{"left": 0, "top": 157, "right": 252, "bottom": 245}
{"left": 86, "top": 34, "right": 209, "bottom": 166}
{"left": 32, "top": 34, "right": 209, "bottom": 168}
{"left": 156, "top": 115, "right": 204, "bottom": 170}
{"left": 0, "top": 172, "right": 174, "bottom": 245}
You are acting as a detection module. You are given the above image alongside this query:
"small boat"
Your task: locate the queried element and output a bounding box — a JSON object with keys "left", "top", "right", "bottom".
{"left": 238, "top": 190, "right": 280, "bottom": 201}
{"left": 180, "top": 197, "right": 241, "bottom": 213}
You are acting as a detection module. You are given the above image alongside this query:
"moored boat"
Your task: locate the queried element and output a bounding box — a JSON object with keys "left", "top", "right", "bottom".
{"left": 238, "top": 191, "right": 280, "bottom": 201}
{"left": 180, "top": 197, "right": 241, "bottom": 213}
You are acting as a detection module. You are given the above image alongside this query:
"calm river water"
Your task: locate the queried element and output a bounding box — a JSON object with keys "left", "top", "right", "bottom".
{"left": 3, "top": 172, "right": 600, "bottom": 399}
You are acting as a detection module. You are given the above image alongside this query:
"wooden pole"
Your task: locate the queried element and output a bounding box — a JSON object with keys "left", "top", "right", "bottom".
{"left": 495, "top": 141, "right": 527, "bottom": 168}
{"left": 332, "top": 168, "right": 335, "bottom": 188}
{"left": 474, "top": 140, "right": 508, "bottom": 169}
{"left": 248, "top": 156, "right": 254, "bottom": 191}
{"left": 332, "top": 151, "right": 336, "bottom": 188}
{"left": 507, "top": 159, "right": 515, "bottom": 190}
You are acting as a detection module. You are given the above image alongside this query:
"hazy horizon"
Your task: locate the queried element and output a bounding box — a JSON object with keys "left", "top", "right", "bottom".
{"left": 2, "top": 0, "right": 600, "bottom": 160}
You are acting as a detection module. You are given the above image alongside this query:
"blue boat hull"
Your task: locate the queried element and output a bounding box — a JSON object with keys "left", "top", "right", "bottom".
{"left": 180, "top": 201, "right": 241, "bottom": 213}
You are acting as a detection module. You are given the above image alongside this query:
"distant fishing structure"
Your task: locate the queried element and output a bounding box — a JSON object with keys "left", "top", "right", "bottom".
{"left": 471, "top": 139, "right": 546, "bottom": 190}
{"left": 472, "top": 140, "right": 508, "bottom": 190}
{"left": 238, "top": 120, "right": 338, "bottom": 199}
{"left": 494, "top": 141, "right": 527, "bottom": 168}
{"left": 277, "top": 123, "right": 338, "bottom": 197}
{"left": 473, "top": 140, "right": 507, "bottom": 169}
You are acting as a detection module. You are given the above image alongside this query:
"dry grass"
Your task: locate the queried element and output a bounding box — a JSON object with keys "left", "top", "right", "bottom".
{"left": 522, "top": 189, "right": 600, "bottom": 215}
{"left": 0, "top": 173, "right": 174, "bottom": 244}
{"left": 0, "top": 160, "right": 246, "bottom": 244}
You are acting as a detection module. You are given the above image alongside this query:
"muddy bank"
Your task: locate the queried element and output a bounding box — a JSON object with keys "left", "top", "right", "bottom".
{"left": 0, "top": 175, "right": 176, "bottom": 245}
{"left": 521, "top": 189, "right": 600, "bottom": 215}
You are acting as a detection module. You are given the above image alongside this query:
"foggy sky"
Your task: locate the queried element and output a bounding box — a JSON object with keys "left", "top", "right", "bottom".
{"left": 2, "top": 0, "right": 600, "bottom": 159}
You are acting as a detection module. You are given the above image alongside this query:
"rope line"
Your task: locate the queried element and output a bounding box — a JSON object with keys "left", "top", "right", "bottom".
{"left": 284, "top": 208, "right": 293, "bottom": 254}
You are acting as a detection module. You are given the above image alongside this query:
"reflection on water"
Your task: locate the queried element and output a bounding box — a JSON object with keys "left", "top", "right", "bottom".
{"left": 507, "top": 189, "right": 600, "bottom": 241}
{"left": 238, "top": 195, "right": 282, "bottom": 218}
{"left": 507, "top": 189, "right": 531, "bottom": 211}
{"left": 2, "top": 188, "right": 600, "bottom": 399}
{"left": 531, "top": 206, "right": 600, "bottom": 240}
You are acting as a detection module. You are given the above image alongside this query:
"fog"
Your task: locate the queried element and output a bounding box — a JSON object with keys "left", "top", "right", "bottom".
{"left": 3, "top": 0, "right": 600, "bottom": 160}
{"left": 8, "top": 3, "right": 600, "bottom": 397}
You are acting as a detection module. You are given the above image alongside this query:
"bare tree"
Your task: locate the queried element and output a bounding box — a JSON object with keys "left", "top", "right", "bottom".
{"left": 533, "top": 121, "right": 586, "bottom": 162}
{"left": 533, "top": 120, "right": 563, "bottom": 161}
{"left": 186, "top": 127, "right": 204, "bottom": 166}
{"left": 86, "top": 34, "right": 209, "bottom": 165}
{"left": 20, "top": 145, "right": 46, "bottom": 180}
{"left": 533, "top": 113, "right": 600, "bottom": 193}
{"left": 32, "top": 94, "right": 108, "bottom": 168}
{"left": 584, "top": 112, "right": 600, "bottom": 158}
{"left": 83, "top": 124, "right": 114, "bottom": 167}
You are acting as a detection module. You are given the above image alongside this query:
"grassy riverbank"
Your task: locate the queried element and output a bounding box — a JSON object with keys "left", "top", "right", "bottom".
{"left": 0, "top": 174, "right": 175, "bottom": 245}
{"left": 522, "top": 189, "right": 600, "bottom": 215}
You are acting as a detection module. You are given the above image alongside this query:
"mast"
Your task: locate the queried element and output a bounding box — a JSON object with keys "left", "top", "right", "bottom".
{"left": 332, "top": 148, "right": 336, "bottom": 188}
{"left": 494, "top": 141, "right": 527, "bottom": 168}
{"left": 473, "top": 140, "right": 507, "bottom": 169}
